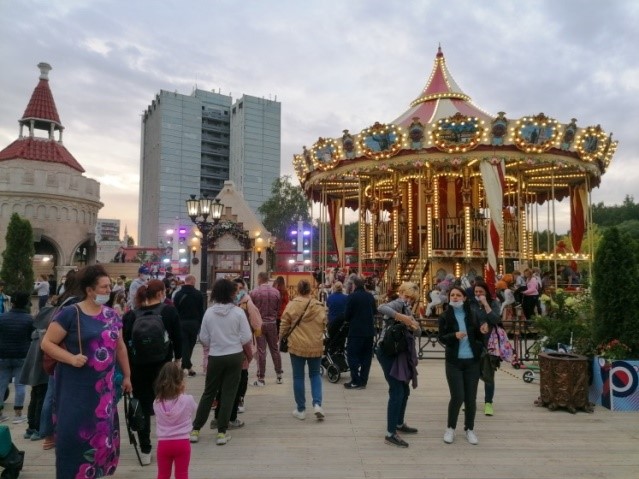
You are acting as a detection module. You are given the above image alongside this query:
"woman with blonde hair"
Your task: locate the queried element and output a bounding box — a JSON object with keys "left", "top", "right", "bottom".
{"left": 376, "top": 282, "right": 420, "bottom": 448}
{"left": 280, "top": 280, "right": 327, "bottom": 421}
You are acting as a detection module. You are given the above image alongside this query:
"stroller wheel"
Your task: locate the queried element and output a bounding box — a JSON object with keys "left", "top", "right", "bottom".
{"left": 523, "top": 370, "right": 535, "bottom": 383}
{"left": 319, "top": 365, "right": 325, "bottom": 377}
{"left": 327, "top": 364, "right": 340, "bottom": 383}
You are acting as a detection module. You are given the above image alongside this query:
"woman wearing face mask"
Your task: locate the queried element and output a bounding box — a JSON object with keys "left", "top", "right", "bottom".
{"left": 41, "top": 265, "right": 132, "bottom": 478}
{"left": 122, "top": 279, "right": 182, "bottom": 466}
{"left": 438, "top": 285, "right": 491, "bottom": 446}
{"left": 469, "top": 280, "right": 501, "bottom": 417}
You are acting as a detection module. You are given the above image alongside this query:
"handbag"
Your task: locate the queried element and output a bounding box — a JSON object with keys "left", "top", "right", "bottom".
{"left": 43, "top": 305, "right": 82, "bottom": 375}
{"left": 380, "top": 322, "right": 408, "bottom": 357}
{"left": 279, "top": 299, "right": 312, "bottom": 353}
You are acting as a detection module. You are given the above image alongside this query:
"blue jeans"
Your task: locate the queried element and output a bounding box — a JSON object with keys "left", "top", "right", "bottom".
{"left": 376, "top": 347, "right": 410, "bottom": 435}
{"left": 0, "top": 358, "right": 27, "bottom": 411}
{"left": 346, "top": 336, "right": 374, "bottom": 386}
{"left": 39, "top": 375, "right": 55, "bottom": 437}
{"left": 290, "top": 355, "right": 322, "bottom": 412}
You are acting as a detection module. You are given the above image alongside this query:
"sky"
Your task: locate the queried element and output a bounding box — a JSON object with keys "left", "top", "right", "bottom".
{"left": 1, "top": 0, "right": 638, "bottom": 242}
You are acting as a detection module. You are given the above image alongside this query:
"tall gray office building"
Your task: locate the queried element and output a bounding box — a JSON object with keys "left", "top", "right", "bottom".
{"left": 138, "top": 89, "right": 281, "bottom": 247}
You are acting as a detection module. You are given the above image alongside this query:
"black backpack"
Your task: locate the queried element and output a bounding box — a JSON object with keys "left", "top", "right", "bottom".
{"left": 129, "top": 304, "right": 169, "bottom": 364}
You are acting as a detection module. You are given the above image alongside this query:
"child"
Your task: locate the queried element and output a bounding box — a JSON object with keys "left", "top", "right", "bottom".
{"left": 154, "top": 362, "right": 197, "bottom": 479}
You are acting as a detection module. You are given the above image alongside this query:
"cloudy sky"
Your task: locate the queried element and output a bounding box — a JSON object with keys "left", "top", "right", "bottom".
{"left": 1, "top": 0, "right": 638, "bottom": 241}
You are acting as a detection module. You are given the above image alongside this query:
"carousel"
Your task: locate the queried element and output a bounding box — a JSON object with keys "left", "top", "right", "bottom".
{"left": 293, "top": 47, "right": 617, "bottom": 299}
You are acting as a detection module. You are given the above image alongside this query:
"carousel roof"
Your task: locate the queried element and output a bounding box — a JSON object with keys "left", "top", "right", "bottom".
{"left": 294, "top": 47, "right": 618, "bottom": 205}
{"left": 393, "top": 46, "right": 492, "bottom": 127}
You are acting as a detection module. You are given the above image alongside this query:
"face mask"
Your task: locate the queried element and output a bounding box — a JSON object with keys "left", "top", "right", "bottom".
{"left": 235, "top": 290, "right": 246, "bottom": 304}
{"left": 142, "top": 275, "right": 150, "bottom": 281}
{"left": 450, "top": 300, "right": 464, "bottom": 309}
{"left": 95, "top": 294, "right": 110, "bottom": 305}
{"left": 475, "top": 296, "right": 482, "bottom": 303}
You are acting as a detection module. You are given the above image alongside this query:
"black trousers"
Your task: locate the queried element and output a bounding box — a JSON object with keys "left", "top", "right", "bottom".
{"left": 445, "top": 358, "right": 480, "bottom": 431}
{"left": 27, "top": 383, "right": 48, "bottom": 432}
{"left": 181, "top": 320, "right": 201, "bottom": 370}
{"left": 522, "top": 295, "right": 539, "bottom": 321}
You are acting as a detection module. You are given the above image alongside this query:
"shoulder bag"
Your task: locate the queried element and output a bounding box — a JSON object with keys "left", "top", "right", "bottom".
{"left": 279, "top": 299, "right": 311, "bottom": 353}
{"left": 43, "top": 305, "right": 82, "bottom": 375}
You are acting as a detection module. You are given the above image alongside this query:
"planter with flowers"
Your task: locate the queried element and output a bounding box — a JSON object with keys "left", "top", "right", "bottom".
{"left": 588, "top": 227, "right": 639, "bottom": 411}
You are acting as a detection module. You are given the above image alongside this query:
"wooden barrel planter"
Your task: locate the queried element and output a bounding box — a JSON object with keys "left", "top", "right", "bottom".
{"left": 535, "top": 352, "right": 594, "bottom": 413}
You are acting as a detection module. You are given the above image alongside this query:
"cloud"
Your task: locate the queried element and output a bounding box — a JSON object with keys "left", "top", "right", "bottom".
{"left": 1, "top": 0, "right": 638, "bottom": 243}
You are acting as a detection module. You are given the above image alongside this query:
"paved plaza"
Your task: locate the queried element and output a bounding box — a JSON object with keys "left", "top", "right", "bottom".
{"left": 6, "top": 344, "right": 639, "bottom": 479}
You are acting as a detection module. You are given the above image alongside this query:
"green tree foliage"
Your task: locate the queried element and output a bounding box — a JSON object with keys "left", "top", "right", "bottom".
{"left": 533, "top": 229, "right": 560, "bottom": 253}
{"left": 344, "top": 222, "right": 359, "bottom": 249}
{"left": 591, "top": 227, "right": 639, "bottom": 356}
{"left": 258, "top": 176, "right": 310, "bottom": 240}
{"left": 0, "top": 213, "right": 35, "bottom": 295}
{"left": 592, "top": 195, "right": 639, "bottom": 227}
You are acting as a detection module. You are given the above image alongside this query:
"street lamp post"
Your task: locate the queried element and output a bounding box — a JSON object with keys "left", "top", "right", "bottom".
{"left": 186, "top": 195, "right": 224, "bottom": 297}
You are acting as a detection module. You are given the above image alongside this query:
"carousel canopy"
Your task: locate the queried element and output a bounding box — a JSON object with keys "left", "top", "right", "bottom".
{"left": 294, "top": 47, "right": 618, "bottom": 207}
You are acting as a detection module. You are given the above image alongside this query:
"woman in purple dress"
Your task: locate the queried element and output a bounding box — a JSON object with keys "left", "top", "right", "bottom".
{"left": 42, "top": 265, "right": 132, "bottom": 478}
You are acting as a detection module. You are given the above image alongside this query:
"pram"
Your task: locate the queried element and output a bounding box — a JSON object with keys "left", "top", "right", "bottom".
{"left": 0, "top": 426, "right": 25, "bottom": 479}
{"left": 320, "top": 315, "right": 350, "bottom": 383}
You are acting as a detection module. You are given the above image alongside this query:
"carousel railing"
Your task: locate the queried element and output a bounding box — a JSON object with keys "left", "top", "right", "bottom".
{"left": 378, "top": 244, "right": 405, "bottom": 299}
{"left": 432, "top": 217, "right": 465, "bottom": 250}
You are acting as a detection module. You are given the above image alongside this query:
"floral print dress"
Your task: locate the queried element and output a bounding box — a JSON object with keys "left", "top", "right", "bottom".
{"left": 53, "top": 305, "right": 122, "bottom": 478}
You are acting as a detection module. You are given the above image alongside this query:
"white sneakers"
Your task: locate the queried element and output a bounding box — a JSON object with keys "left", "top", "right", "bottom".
{"left": 443, "top": 427, "right": 479, "bottom": 445}
{"left": 443, "top": 427, "right": 455, "bottom": 444}
{"left": 313, "top": 404, "right": 325, "bottom": 420}
{"left": 139, "top": 452, "right": 151, "bottom": 466}
{"left": 216, "top": 432, "right": 231, "bottom": 445}
{"left": 465, "top": 429, "right": 479, "bottom": 445}
{"left": 292, "top": 408, "right": 306, "bottom": 420}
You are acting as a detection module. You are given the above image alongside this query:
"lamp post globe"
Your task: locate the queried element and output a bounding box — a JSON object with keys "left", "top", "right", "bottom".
{"left": 185, "top": 195, "right": 224, "bottom": 298}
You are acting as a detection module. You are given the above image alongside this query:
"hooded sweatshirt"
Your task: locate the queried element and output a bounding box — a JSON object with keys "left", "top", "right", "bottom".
{"left": 153, "top": 394, "right": 198, "bottom": 440}
{"left": 199, "top": 302, "right": 253, "bottom": 357}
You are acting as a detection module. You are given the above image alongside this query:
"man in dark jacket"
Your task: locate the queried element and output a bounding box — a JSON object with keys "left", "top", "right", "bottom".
{"left": 0, "top": 292, "right": 34, "bottom": 423}
{"left": 343, "top": 277, "right": 377, "bottom": 389}
{"left": 173, "top": 274, "right": 205, "bottom": 376}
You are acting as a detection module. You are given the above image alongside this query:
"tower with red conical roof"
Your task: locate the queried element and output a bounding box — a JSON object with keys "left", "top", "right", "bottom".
{"left": 0, "top": 63, "right": 103, "bottom": 278}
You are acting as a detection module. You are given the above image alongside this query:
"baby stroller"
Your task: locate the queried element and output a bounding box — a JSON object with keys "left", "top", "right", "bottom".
{"left": 320, "top": 315, "right": 350, "bottom": 383}
{"left": 0, "top": 426, "right": 25, "bottom": 479}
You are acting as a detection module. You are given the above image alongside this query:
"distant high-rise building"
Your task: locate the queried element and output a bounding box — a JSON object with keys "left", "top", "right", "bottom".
{"left": 230, "top": 95, "right": 281, "bottom": 214}
{"left": 138, "top": 89, "right": 281, "bottom": 247}
{"left": 96, "top": 218, "right": 120, "bottom": 242}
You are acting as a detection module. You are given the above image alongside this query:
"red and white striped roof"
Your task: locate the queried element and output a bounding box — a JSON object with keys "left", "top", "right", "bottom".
{"left": 393, "top": 46, "right": 492, "bottom": 126}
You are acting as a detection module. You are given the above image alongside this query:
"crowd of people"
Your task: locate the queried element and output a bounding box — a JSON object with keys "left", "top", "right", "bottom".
{"left": 0, "top": 262, "right": 564, "bottom": 478}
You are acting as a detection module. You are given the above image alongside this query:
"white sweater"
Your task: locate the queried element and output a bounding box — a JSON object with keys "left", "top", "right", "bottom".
{"left": 200, "top": 303, "right": 252, "bottom": 356}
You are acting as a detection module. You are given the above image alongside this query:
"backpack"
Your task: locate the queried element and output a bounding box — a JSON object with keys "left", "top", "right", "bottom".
{"left": 129, "top": 304, "right": 169, "bottom": 364}
{"left": 487, "top": 325, "right": 514, "bottom": 362}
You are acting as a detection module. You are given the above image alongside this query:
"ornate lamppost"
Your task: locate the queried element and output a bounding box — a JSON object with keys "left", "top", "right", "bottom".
{"left": 186, "top": 195, "right": 224, "bottom": 296}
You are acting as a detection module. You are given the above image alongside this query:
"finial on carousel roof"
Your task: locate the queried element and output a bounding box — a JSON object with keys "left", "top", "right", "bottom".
{"left": 437, "top": 44, "right": 443, "bottom": 57}
{"left": 38, "top": 62, "right": 52, "bottom": 80}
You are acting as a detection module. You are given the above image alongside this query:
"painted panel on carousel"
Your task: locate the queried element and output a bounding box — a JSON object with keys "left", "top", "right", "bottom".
{"left": 560, "top": 118, "right": 578, "bottom": 151}
{"left": 575, "top": 124, "right": 608, "bottom": 162}
{"left": 311, "top": 137, "right": 340, "bottom": 170}
{"left": 408, "top": 117, "right": 425, "bottom": 149}
{"left": 431, "top": 113, "right": 485, "bottom": 153}
{"left": 491, "top": 112, "right": 508, "bottom": 146}
{"left": 512, "top": 113, "right": 559, "bottom": 153}
{"left": 358, "top": 122, "right": 405, "bottom": 160}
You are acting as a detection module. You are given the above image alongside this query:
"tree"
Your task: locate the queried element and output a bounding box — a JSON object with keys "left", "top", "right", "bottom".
{"left": 591, "top": 227, "right": 639, "bottom": 356}
{"left": 0, "top": 213, "right": 35, "bottom": 295}
{"left": 258, "top": 176, "right": 310, "bottom": 240}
